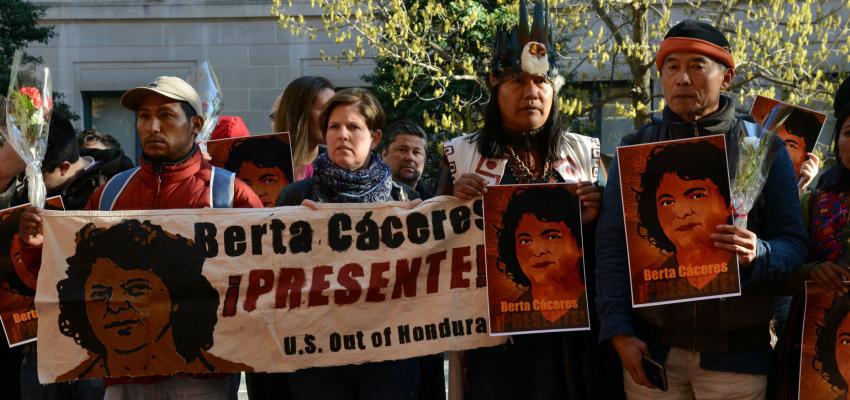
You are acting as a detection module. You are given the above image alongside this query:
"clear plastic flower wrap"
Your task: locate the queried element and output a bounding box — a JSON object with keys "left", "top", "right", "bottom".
{"left": 186, "top": 61, "right": 222, "bottom": 154}
{"left": 731, "top": 104, "right": 793, "bottom": 228}
{"left": 1, "top": 50, "right": 52, "bottom": 208}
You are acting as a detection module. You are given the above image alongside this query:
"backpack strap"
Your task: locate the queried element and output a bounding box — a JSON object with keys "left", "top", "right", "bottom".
{"left": 210, "top": 166, "right": 235, "bottom": 208}
{"left": 98, "top": 167, "right": 140, "bottom": 211}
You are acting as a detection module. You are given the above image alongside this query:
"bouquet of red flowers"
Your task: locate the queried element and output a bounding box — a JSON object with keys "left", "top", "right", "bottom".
{"left": 2, "top": 50, "right": 53, "bottom": 207}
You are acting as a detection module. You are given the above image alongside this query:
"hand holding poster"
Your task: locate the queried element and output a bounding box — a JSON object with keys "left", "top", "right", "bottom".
{"left": 207, "top": 132, "right": 294, "bottom": 207}
{"left": 483, "top": 184, "right": 590, "bottom": 335}
{"left": 0, "top": 196, "right": 64, "bottom": 347}
{"left": 800, "top": 282, "right": 850, "bottom": 399}
{"left": 617, "top": 135, "right": 741, "bottom": 307}
{"left": 36, "top": 197, "right": 505, "bottom": 383}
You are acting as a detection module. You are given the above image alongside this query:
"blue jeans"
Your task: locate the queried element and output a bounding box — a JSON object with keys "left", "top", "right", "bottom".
{"left": 20, "top": 347, "right": 104, "bottom": 400}
{"left": 289, "top": 358, "right": 420, "bottom": 400}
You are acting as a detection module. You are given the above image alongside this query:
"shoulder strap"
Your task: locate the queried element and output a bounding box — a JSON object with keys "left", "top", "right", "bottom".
{"left": 98, "top": 167, "right": 140, "bottom": 211}
{"left": 210, "top": 166, "right": 235, "bottom": 208}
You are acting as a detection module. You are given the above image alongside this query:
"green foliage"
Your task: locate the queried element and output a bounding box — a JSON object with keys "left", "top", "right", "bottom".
{"left": 274, "top": 0, "right": 850, "bottom": 170}
{"left": 565, "top": 0, "right": 850, "bottom": 125}
{"left": 0, "top": 0, "right": 54, "bottom": 94}
{"left": 0, "top": 1, "right": 78, "bottom": 121}
{"left": 274, "top": 0, "right": 517, "bottom": 135}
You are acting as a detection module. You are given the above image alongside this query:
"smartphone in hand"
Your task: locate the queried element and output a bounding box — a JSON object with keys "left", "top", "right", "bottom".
{"left": 641, "top": 354, "right": 668, "bottom": 391}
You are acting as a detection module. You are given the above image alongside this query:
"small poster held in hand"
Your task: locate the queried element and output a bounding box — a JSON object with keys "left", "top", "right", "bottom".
{"left": 799, "top": 282, "right": 850, "bottom": 400}
{"left": 207, "top": 133, "right": 294, "bottom": 207}
{"left": 617, "top": 135, "right": 741, "bottom": 307}
{"left": 0, "top": 196, "right": 64, "bottom": 347}
{"left": 750, "top": 95, "right": 827, "bottom": 178}
{"left": 483, "top": 183, "right": 590, "bottom": 335}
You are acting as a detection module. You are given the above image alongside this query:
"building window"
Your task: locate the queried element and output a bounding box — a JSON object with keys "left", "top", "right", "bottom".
{"left": 82, "top": 92, "right": 138, "bottom": 159}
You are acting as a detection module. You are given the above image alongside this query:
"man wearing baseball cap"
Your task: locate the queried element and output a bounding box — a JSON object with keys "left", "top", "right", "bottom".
{"left": 595, "top": 20, "right": 806, "bottom": 398}
{"left": 18, "top": 76, "right": 261, "bottom": 399}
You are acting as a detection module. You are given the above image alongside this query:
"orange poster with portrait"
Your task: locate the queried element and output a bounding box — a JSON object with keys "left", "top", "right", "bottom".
{"left": 483, "top": 183, "right": 590, "bottom": 335}
{"left": 0, "top": 196, "right": 64, "bottom": 347}
{"left": 799, "top": 282, "right": 850, "bottom": 400}
{"left": 207, "top": 132, "right": 294, "bottom": 207}
{"left": 617, "top": 134, "right": 741, "bottom": 307}
{"left": 750, "top": 96, "right": 827, "bottom": 178}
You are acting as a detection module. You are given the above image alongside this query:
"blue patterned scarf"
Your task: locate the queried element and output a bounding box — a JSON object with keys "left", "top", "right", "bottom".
{"left": 313, "top": 152, "right": 393, "bottom": 203}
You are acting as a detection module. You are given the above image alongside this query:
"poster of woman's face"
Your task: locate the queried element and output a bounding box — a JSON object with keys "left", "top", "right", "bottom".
{"left": 617, "top": 135, "right": 741, "bottom": 307}
{"left": 801, "top": 282, "right": 850, "bottom": 400}
{"left": 55, "top": 219, "right": 253, "bottom": 381}
{"left": 0, "top": 196, "right": 64, "bottom": 347}
{"left": 207, "top": 133, "right": 294, "bottom": 207}
{"left": 483, "top": 183, "right": 590, "bottom": 335}
{"left": 750, "top": 96, "right": 826, "bottom": 178}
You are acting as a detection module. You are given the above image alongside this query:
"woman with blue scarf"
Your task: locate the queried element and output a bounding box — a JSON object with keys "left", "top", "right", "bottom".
{"left": 275, "top": 87, "right": 420, "bottom": 400}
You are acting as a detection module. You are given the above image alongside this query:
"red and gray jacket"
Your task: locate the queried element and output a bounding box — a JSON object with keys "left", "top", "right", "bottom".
{"left": 87, "top": 146, "right": 261, "bottom": 211}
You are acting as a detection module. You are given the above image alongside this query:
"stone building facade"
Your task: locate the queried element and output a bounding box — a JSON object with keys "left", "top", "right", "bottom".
{"left": 27, "top": 0, "right": 374, "bottom": 158}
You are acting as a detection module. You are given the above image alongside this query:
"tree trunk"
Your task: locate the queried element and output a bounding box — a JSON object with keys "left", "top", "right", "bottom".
{"left": 629, "top": 3, "right": 652, "bottom": 129}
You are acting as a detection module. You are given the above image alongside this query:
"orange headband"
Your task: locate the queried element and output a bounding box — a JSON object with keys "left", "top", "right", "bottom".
{"left": 655, "top": 37, "right": 735, "bottom": 71}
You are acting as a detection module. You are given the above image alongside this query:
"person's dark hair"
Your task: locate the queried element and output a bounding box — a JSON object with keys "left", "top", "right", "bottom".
{"left": 224, "top": 137, "right": 293, "bottom": 182}
{"left": 477, "top": 83, "right": 562, "bottom": 160}
{"left": 635, "top": 140, "right": 731, "bottom": 253}
{"left": 382, "top": 119, "right": 427, "bottom": 150}
{"left": 80, "top": 129, "right": 122, "bottom": 150}
{"left": 57, "top": 219, "right": 219, "bottom": 364}
{"left": 822, "top": 77, "right": 850, "bottom": 192}
{"left": 782, "top": 108, "right": 820, "bottom": 143}
{"left": 496, "top": 186, "right": 582, "bottom": 288}
{"left": 180, "top": 101, "right": 197, "bottom": 120}
{"left": 814, "top": 294, "right": 850, "bottom": 391}
{"left": 43, "top": 112, "right": 81, "bottom": 172}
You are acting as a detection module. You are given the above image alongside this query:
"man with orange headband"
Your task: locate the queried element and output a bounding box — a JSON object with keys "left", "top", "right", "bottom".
{"left": 595, "top": 20, "right": 806, "bottom": 399}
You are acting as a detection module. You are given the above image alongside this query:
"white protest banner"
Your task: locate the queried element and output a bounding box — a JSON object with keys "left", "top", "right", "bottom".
{"left": 36, "top": 196, "right": 505, "bottom": 382}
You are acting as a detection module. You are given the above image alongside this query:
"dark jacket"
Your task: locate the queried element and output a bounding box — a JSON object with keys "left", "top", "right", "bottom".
{"left": 595, "top": 95, "right": 807, "bottom": 374}
{"left": 413, "top": 181, "right": 434, "bottom": 200}
{"left": 11, "top": 148, "right": 135, "bottom": 210}
{"left": 277, "top": 177, "right": 419, "bottom": 206}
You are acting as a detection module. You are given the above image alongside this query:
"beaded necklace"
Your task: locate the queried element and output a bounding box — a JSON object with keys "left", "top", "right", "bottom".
{"left": 505, "top": 145, "right": 558, "bottom": 183}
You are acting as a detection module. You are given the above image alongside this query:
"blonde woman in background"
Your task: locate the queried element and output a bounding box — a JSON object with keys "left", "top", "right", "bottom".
{"left": 270, "top": 76, "right": 335, "bottom": 181}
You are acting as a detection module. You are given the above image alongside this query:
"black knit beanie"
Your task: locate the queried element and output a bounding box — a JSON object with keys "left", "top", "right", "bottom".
{"left": 664, "top": 20, "right": 731, "bottom": 48}
{"left": 656, "top": 20, "right": 734, "bottom": 70}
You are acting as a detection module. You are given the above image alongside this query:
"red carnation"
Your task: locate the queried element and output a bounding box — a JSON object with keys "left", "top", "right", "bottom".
{"left": 19, "top": 87, "right": 43, "bottom": 109}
